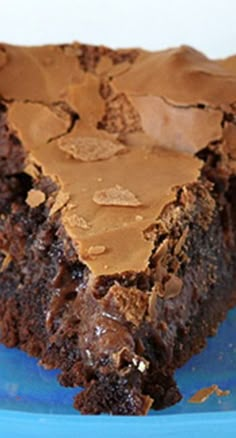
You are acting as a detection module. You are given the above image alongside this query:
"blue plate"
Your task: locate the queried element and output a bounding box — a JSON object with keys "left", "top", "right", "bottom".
{"left": 0, "top": 308, "right": 236, "bottom": 437}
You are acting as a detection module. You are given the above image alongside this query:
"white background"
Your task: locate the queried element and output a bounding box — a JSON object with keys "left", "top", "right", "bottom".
{"left": 0, "top": 0, "right": 236, "bottom": 58}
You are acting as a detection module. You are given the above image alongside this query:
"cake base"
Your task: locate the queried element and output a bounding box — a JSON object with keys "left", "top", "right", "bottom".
{"left": 0, "top": 173, "right": 235, "bottom": 414}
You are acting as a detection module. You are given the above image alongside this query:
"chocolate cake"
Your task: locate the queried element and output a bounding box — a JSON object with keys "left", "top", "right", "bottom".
{"left": 0, "top": 43, "right": 236, "bottom": 415}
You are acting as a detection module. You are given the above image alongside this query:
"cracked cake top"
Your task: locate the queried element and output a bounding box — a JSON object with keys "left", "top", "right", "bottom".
{"left": 0, "top": 43, "right": 236, "bottom": 275}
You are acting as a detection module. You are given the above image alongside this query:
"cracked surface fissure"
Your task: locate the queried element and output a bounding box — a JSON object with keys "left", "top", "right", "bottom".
{"left": 1, "top": 43, "right": 236, "bottom": 154}
{"left": 0, "top": 97, "right": 80, "bottom": 142}
{"left": 2, "top": 93, "right": 236, "bottom": 150}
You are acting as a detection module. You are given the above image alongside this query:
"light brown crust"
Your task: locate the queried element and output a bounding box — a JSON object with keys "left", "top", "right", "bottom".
{"left": 1, "top": 43, "right": 236, "bottom": 276}
{"left": 26, "top": 189, "right": 46, "bottom": 208}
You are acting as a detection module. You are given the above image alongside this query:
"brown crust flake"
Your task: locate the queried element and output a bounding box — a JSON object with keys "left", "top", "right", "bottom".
{"left": 26, "top": 189, "right": 46, "bottom": 208}
{"left": 174, "top": 227, "right": 189, "bottom": 255}
{"left": 58, "top": 137, "right": 126, "bottom": 162}
{"left": 163, "top": 274, "right": 183, "bottom": 299}
{"left": 102, "top": 284, "right": 148, "bottom": 326}
{"left": 49, "top": 191, "right": 70, "bottom": 216}
{"left": 0, "top": 251, "right": 12, "bottom": 272}
{"left": 64, "top": 214, "right": 91, "bottom": 230}
{"left": 189, "top": 385, "right": 230, "bottom": 403}
{"left": 93, "top": 185, "right": 142, "bottom": 207}
{"left": 87, "top": 245, "right": 106, "bottom": 257}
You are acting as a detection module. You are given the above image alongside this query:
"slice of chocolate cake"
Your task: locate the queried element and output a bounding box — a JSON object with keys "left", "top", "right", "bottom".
{"left": 0, "top": 43, "right": 236, "bottom": 415}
